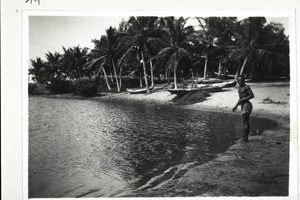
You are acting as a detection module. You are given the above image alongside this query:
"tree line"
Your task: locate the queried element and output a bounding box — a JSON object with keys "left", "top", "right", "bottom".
{"left": 29, "top": 16, "right": 289, "bottom": 95}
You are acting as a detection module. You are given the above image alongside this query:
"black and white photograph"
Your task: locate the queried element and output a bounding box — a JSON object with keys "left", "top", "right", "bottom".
{"left": 25, "top": 12, "right": 296, "bottom": 198}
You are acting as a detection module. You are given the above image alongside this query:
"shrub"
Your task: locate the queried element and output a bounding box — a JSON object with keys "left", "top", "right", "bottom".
{"left": 28, "top": 83, "right": 38, "bottom": 95}
{"left": 47, "top": 79, "right": 72, "bottom": 94}
{"left": 72, "top": 79, "right": 98, "bottom": 97}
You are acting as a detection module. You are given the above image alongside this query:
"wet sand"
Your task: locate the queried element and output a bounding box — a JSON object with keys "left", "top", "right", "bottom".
{"left": 99, "top": 82, "right": 291, "bottom": 196}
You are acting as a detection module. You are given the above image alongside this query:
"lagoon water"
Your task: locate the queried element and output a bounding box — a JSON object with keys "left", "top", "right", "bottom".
{"left": 29, "top": 96, "right": 277, "bottom": 198}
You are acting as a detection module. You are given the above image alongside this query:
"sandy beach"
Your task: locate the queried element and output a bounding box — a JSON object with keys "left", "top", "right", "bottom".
{"left": 99, "top": 81, "right": 291, "bottom": 196}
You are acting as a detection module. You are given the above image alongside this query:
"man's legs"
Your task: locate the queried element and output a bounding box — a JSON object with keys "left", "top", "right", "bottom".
{"left": 242, "top": 113, "right": 250, "bottom": 142}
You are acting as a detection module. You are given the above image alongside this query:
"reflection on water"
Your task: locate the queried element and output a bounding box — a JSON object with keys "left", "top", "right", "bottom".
{"left": 29, "top": 96, "right": 277, "bottom": 198}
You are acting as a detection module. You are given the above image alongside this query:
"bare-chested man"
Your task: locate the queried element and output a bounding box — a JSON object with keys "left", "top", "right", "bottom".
{"left": 232, "top": 76, "right": 254, "bottom": 142}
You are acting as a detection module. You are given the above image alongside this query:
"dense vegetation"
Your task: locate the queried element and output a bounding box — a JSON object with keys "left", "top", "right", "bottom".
{"left": 29, "top": 17, "right": 289, "bottom": 96}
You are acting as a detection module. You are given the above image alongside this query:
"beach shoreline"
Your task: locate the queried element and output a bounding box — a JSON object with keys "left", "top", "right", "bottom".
{"left": 37, "top": 81, "right": 291, "bottom": 196}
{"left": 97, "top": 81, "right": 291, "bottom": 197}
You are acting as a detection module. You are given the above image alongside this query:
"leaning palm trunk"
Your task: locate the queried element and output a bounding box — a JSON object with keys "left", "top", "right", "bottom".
{"left": 235, "top": 66, "right": 241, "bottom": 80}
{"left": 150, "top": 59, "right": 154, "bottom": 88}
{"left": 112, "top": 59, "right": 120, "bottom": 92}
{"left": 119, "top": 65, "right": 123, "bottom": 90}
{"left": 173, "top": 59, "right": 179, "bottom": 89}
{"left": 103, "top": 68, "right": 111, "bottom": 90}
{"left": 239, "top": 56, "right": 248, "bottom": 77}
{"left": 167, "top": 68, "right": 171, "bottom": 84}
{"left": 109, "top": 68, "right": 114, "bottom": 83}
{"left": 97, "top": 66, "right": 111, "bottom": 90}
{"left": 203, "top": 55, "right": 208, "bottom": 80}
{"left": 140, "top": 50, "right": 150, "bottom": 94}
{"left": 217, "top": 59, "right": 222, "bottom": 78}
{"left": 234, "top": 57, "right": 247, "bottom": 80}
{"left": 139, "top": 71, "right": 143, "bottom": 87}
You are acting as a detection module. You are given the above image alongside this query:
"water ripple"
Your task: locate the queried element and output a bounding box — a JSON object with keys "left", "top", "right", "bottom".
{"left": 29, "top": 96, "right": 277, "bottom": 197}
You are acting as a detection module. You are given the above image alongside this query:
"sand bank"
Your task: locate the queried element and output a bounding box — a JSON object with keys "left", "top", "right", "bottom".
{"left": 101, "top": 82, "right": 290, "bottom": 117}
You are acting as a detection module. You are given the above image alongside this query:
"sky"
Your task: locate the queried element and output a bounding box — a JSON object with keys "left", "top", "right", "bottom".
{"left": 29, "top": 16, "right": 289, "bottom": 61}
{"left": 29, "top": 16, "right": 125, "bottom": 60}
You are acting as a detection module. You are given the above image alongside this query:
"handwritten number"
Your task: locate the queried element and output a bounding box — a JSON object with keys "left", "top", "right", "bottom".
{"left": 25, "top": 0, "right": 40, "bottom": 5}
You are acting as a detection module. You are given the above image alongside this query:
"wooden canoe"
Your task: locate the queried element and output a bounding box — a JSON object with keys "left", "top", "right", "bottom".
{"left": 126, "top": 87, "right": 154, "bottom": 94}
{"left": 211, "top": 80, "right": 237, "bottom": 88}
{"left": 183, "top": 78, "right": 223, "bottom": 84}
{"left": 167, "top": 85, "right": 223, "bottom": 95}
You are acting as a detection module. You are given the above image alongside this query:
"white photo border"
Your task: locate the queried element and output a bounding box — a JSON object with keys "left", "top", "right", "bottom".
{"left": 22, "top": 10, "right": 297, "bottom": 200}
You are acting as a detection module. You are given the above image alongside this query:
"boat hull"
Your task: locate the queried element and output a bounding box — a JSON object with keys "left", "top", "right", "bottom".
{"left": 126, "top": 87, "right": 154, "bottom": 94}
{"left": 167, "top": 86, "right": 223, "bottom": 95}
{"left": 211, "top": 80, "right": 237, "bottom": 88}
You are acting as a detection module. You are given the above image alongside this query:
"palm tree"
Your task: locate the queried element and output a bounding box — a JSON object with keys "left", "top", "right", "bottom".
{"left": 89, "top": 27, "right": 126, "bottom": 92}
{"left": 239, "top": 21, "right": 289, "bottom": 80}
{"left": 29, "top": 57, "right": 46, "bottom": 87}
{"left": 262, "top": 22, "right": 289, "bottom": 80}
{"left": 214, "top": 18, "right": 238, "bottom": 78}
{"left": 85, "top": 51, "right": 112, "bottom": 91}
{"left": 45, "top": 52, "right": 63, "bottom": 81}
{"left": 228, "top": 17, "right": 268, "bottom": 79}
{"left": 193, "top": 17, "right": 237, "bottom": 80}
{"left": 62, "top": 45, "right": 89, "bottom": 80}
{"left": 119, "top": 16, "right": 168, "bottom": 93}
{"left": 152, "top": 17, "right": 194, "bottom": 89}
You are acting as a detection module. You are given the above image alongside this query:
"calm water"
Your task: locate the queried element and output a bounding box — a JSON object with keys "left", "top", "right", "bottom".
{"left": 29, "top": 96, "right": 277, "bottom": 198}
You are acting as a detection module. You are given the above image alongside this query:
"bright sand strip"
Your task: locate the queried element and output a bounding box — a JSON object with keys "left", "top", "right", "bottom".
{"left": 101, "top": 82, "right": 291, "bottom": 196}
{"left": 102, "top": 82, "right": 290, "bottom": 117}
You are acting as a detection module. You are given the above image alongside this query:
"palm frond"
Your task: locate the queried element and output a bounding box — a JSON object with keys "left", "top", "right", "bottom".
{"left": 117, "top": 43, "right": 138, "bottom": 66}
{"left": 152, "top": 47, "right": 176, "bottom": 60}
{"left": 85, "top": 56, "right": 106, "bottom": 70}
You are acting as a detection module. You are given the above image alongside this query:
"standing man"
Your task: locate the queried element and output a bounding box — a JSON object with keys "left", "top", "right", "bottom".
{"left": 232, "top": 76, "right": 255, "bottom": 142}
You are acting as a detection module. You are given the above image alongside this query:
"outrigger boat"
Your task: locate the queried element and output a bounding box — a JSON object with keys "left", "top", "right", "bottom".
{"left": 167, "top": 85, "right": 223, "bottom": 96}
{"left": 206, "top": 80, "right": 236, "bottom": 88}
{"left": 167, "top": 80, "right": 236, "bottom": 96}
{"left": 183, "top": 78, "right": 223, "bottom": 84}
{"left": 126, "top": 86, "right": 154, "bottom": 94}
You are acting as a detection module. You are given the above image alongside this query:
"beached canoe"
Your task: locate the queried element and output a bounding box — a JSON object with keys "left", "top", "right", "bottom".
{"left": 211, "top": 80, "right": 237, "bottom": 88}
{"left": 167, "top": 85, "right": 223, "bottom": 95}
{"left": 193, "top": 80, "right": 236, "bottom": 89}
{"left": 196, "top": 78, "right": 223, "bottom": 84}
{"left": 213, "top": 72, "right": 236, "bottom": 79}
{"left": 126, "top": 87, "right": 154, "bottom": 94}
{"left": 183, "top": 78, "right": 223, "bottom": 84}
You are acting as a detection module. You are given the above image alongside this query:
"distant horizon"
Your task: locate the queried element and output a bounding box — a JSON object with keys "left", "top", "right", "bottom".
{"left": 29, "top": 16, "right": 289, "bottom": 61}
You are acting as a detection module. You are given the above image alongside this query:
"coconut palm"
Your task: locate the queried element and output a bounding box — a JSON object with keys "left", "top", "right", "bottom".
{"left": 62, "top": 45, "right": 89, "bottom": 80}
{"left": 89, "top": 26, "right": 128, "bottom": 92}
{"left": 152, "top": 17, "right": 194, "bottom": 89}
{"left": 267, "top": 23, "right": 289, "bottom": 78}
{"left": 193, "top": 17, "right": 237, "bottom": 80}
{"left": 29, "top": 57, "right": 47, "bottom": 87}
{"left": 228, "top": 17, "right": 268, "bottom": 79}
{"left": 85, "top": 52, "right": 112, "bottom": 91}
{"left": 250, "top": 21, "right": 289, "bottom": 80}
{"left": 44, "top": 52, "right": 64, "bottom": 81}
{"left": 213, "top": 18, "right": 238, "bottom": 78}
{"left": 119, "top": 16, "right": 169, "bottom": 93}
